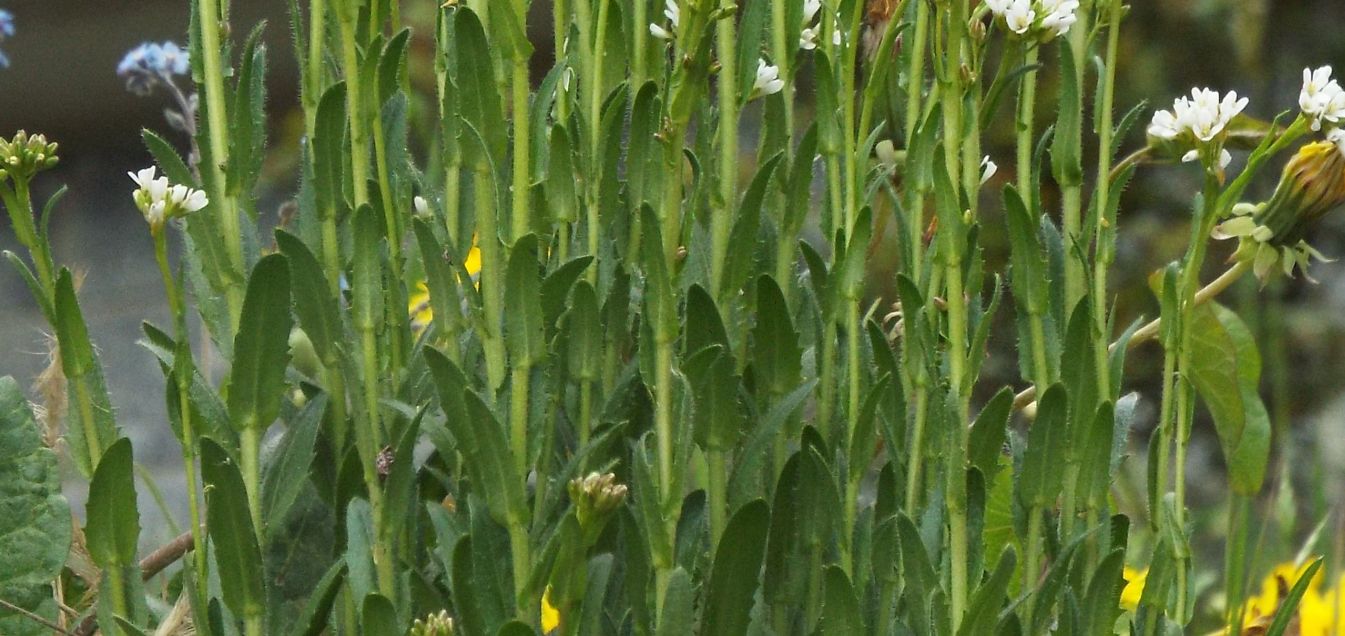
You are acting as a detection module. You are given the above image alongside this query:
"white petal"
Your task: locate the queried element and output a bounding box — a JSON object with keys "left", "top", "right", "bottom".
{"left": 650, "top": 23, "right": 672, "bottom": 40}
{"left": 1181, "top": 149, "right": 1200, "bottom": 163}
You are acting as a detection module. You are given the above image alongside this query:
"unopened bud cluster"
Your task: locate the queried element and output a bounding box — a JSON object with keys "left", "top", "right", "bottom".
{"left": 0, "top": 131, "right": 60, "bottom": 182}
{"left": 410, "top": 610, "right": 455, "bottom": 636}
{"left": 568, "top": 472, "right": 628, "bottom": 533}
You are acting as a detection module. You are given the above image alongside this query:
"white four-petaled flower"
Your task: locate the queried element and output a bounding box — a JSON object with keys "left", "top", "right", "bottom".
{"left": 128, "top": 165, "right": 208, "bottom": 234}
{"left": 752, "top": 59, "right": 785, "bottom": 99}
{"left": 1148, "top": 88, "right": 1248, "bottom": 143}
{"left": 1299, "top": 66, "right": 1345, "bottom": 132}
{"left": 649, "top": 0, "right": 680, "bottom": 40}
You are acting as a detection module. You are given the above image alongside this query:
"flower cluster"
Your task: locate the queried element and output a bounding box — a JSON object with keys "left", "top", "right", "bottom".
{"left": 117, "top": 41, "right": 190, "bottom": 96}
{"left": 1147, "top": 87, "right": 1250, "bottom": 171}
{"left": 0, "top": 9, "right": 14, "bottom": 69}
{"left": 1213, "top": 132, "right": 1345, "bottom": 282}
{"left": 985, "top": 0, "right": 1080, "bottom": 40}
{"left": 648, "top": 0, "right": 679, "bottom": 41}
{"left": 0, "top": 130, "right": 59, "bottom": 182}
{"left": 128, "top": 166, "right": 208, "bottom": 236}
{"left": 1300, "top": 66, "right": 1345, "bottom": 132}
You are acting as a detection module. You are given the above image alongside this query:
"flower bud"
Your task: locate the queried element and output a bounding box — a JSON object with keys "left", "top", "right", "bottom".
{"left": 568, "top": 472, "right": 628, "bottom": 540}
{"left": 410, "top": 610, "right": 456, "bottom": 636}
{"left": 0, "top": 130, "right": 60, "bottom": 182}
{"left": 1255, "top": 138, "right": 1345, "bottom": 246}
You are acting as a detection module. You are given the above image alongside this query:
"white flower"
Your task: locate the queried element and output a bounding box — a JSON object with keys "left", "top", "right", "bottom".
{"left": 985, "top": 0, "right": 1013, "bottom": 14}
{"left": 800, "top": 27, "right": 820, "bottom": 50}
{"left": 875, "top": 140, "right": 899, "bottom": 168}
{"left": 802, "top": 0, "right": 822, "bottom": 25}
{"left": 1004, "top": 0, "right": 1035, "bottom": 35}
{"left": 1329, "top": 128, "right": 1345, "bottom": 156}
{"left": 1219, "top": 148, "right": 1233, "bottom": 171}
{"left": 1038, "top": 0, "right": 1079, "bottom": 37}
{"left": 1149, "top": 88, "right": 1248, "bottom": 143}
{"left": 980, "top": 156, "right": 998, "bottom": 185}
{"left": 128, "top": 166, "right": 159, "bottom": 191}
{"left": 128, "top": 164, "right": 208, "bottom": 232}
{"left": 650, "top": 0, "right": 679, "bottom": 40}
{"left": 751, "top": 59, "right": 785, "bottom": 99}
{"left": 414, "top": 195, "right": 431, "bottom": 217}
{"left": 1300, "top": 66, "right": 1345, "bottom": 132}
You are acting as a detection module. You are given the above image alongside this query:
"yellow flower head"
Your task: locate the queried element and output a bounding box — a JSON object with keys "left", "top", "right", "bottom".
{"left": 408, "top": 235, "right": 484, "bottom": 336}
{"left": 1120, "top": 566, "right": 1148, "bottom": 612}
{"left": 541, "top": 586, "right": 560, "bottom": 634}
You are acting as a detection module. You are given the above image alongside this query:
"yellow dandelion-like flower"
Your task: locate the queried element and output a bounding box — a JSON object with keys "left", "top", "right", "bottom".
{"left": 541, "top": 586, "right": 560, "bottom": 634}
{"left": 408, "top": 235, "right": 484, "bottom": 336}
{"left": 1120, "top": 566, "right": 1147, "bottom": 612}
{"left": 1243, "top": 560, "right": 1327, "bottom": 625}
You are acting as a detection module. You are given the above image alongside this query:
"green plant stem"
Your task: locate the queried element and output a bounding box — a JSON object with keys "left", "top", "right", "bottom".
{"left": 904, "top": 379, "right": 929, "bottom": 511}
{"left": 357, "top": 324, "right": 396, "bottom": 599}
{"left": 197, "top": 0, "right": 246, "bottom": 329}
{"left": 554, "top": 0, "right": 572, "bottom": 121}
{"left": 818, "top": 321, "right": 838, "bottom": 443}
{"left": 708, "top": 448, "right": 728, "bottom": 545}
{"left": 1022, "top": 507, "right": 1043, "bottom": 628}
{"left": 578, "top": 379, "right": 593, "bottom": 449}
{"left": 473, "top": 169, "right": 508, "bottom": 389}
{"left": 1015, "top": 44, "right": 1039, "bottom": 207}
{"left": 711, "top": 14, "right": 738, "bottom": 299}
{"left": 304, "top": 0, "right": 327, "bottom": 130}
{"left": 770, "top": 0, "right": 795, "bottom": 146}
{"left": 153, "top": 235, "right": 210, "bottom": 605}
{"left": 319, "top": 213, "right": 351, "bottom": 451}
{"left": 510, "top": 364, "right": 532, "bottom": 486}
{"left": 371, "top": 105, "right": 407, "bottom": 377}
{"left": 582, "top": 0, "right": 610, "bottom": 284}
{"left": 1224, "top": 492, "right": 1250, "bottom": 634}
{"left": 337, "top": 4, "right": 371, "bottom": 208}
{"left": 508, "top": 516, "right": 533, "bottom": 625}
{"left": 631, "top": 0, "right": 647, "bottom": 85}
{"left": 510, "top": 51, "right": 532, "bottom": 241}
{"left": 240, "top": 426, "right": 264, "bottom": 538}
{"left": 1091, "top": 0, "right": 1123, "bottom": 404}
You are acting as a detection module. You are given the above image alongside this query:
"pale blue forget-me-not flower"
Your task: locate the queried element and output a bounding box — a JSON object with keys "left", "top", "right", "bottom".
{"left": 117, "top": 41, "right": 190, "bottom": 95}
{"left": 0, "top": 9, "right": 15, "bottom": 69}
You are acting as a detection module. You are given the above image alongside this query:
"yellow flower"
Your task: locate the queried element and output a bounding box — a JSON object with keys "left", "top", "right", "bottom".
{"left": 1243, "top": 560, "right": 1325, "bottom": 624}
{"left": 541, "top": 586, "right": 560, "bottom": 634}
{"left": 1120, "top": 566, "right": 1147, "bottom": 612}
{"left": 1298, "top": 574, "right": 1345, "bottom": 636}
{"left": 408, "top": 235, "right": 483, "bottom": 336}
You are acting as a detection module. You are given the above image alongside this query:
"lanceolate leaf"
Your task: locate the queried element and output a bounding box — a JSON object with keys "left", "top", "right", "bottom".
{"left": 228, "top": 254, "right": 294, "bottom": 433}
{"left": 0, "top": 378, "right": 72, "bottom": 636}
{"left": 1017, "top": 384, "right": 1069, "bottom": 508}
{"left": 53, "top": 268, "right": 119, "bottom": 477}
{"left": 84, "top": 438, "right": 147, "bottom": 631}
{"left": 201, "top": 437, "right": 265, "bottom": 621}
{"left": 702, "top": 500, "right": 771, "bottom": 635}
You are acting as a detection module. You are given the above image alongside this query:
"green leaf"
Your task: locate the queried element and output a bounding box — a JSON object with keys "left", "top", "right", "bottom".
{"left": 351, "top": 204, "right": 385, "bottom": 332}
{"left": 820, "top": 566, "right": 864, "bottom": 635}
{"left": 228, "top": 255, "right": 293, "bottom": 433}
{"left": 141, "top": 129, "right": 197, "bottom": 187}
{"left": 261, "top": 394, "right": 326, "bottom": 540}
{"left": 720, "top": 155, "right": 783, "bottom": 297}
{"left": 1051, "top": 40, "right": 1083, "bottom": 187}
{"left": 684, "top": 284, "right": 731, "bottom": 358}
{"left": 958, "top": 547, "right": 1016, "bottom": 636}
{"left": 85, "top": 438, "right": 147, "bottom": 632}
{"left": 377, "top": 29, "right": 411, "bottom": 106}
{"left": 0, "top": 378, "right": 72, "bottom": 636}
{"left": 53, "top": 268, "right": 119, "bottom": 477}
{"left": 85, "top": 437, "right": 138, "bottom": 568}
{"left": 1266, "top": 558, "right": 1323, "bottom": 636}
{"left": 1187, "top": 302, "right": 1271, "bottom": 495}
{"left": 1080, "top": 549, "right": 1126, "bottom": 636}
{"left": 201, "top": 437, "right": 265, "bottom": 621}
{"left": 752, "top": 275, "right": 803, "bottom": 396}
{"left": 1017, "top": 384, "right": 1068, "bottom": 508}
{"left": 425, "top": 349, "right": 527, "bottom": 525}
{"left": 506, "top": 235, "right": 545, "bottom": 367}
{"left": 361, "top": 594, "right": 400, "bottom": 635}
{"left": 230, "top": 23, "right": 269, "bottom": 199}
{"left": 969, "top": 387, "right": 1013, "bottom": 483}
{"left": 312, "top": 82, "right": 348, "bottom": 217}
{"left": 544, "top": 124, "right": 579, "bottom": 224}
{"left": 656, "top": 567, "right": 695, "bottom": 636}
{"left": 275, "top": 230, "right": 341, "bottom": 364}
{"left": 286, "top": 561, "right": 345, "bottom": 636}
{"left": 703, "top": 500, "right": 771, "bottom": 635}
{"left": 454, "top": 9, "right": 507, "bottom": 169}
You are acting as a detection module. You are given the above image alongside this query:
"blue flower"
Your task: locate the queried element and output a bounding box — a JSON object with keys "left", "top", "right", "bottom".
{"left": 0, "top": 10, "right": 15, "bottom": 69}
{"left": 117, "top": 41, "right": 190, "bottom": 95}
